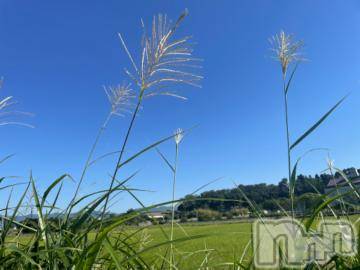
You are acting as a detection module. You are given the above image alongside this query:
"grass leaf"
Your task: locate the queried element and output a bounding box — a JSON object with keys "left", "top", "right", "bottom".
{"left": 290, "top": 95, "right": 347, "bottom": 150}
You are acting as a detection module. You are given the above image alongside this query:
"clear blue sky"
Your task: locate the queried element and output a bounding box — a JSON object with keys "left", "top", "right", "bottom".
{"left": 1, "top": 1, "right": 360, "bottom": 212}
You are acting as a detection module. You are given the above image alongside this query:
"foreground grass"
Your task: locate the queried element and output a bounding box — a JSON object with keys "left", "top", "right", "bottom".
{"left": 9, "top": 221, "right": 253, "bottom": 269}
{"left": 8, "top": 215, "right": 359, "bottom": 269}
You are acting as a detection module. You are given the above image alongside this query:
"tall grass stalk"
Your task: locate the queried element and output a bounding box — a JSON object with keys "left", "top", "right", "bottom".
{"left": 98, "top": 10, "right": 201, "bottom": 231}
{"left": 155, "top": 128, "right": 185, "bottom": 269}
{"left": 0, "top": 11, "right": 204, "bottom": 270}
{"left": 268, "top": 30, "right": 355, "bottom": 268}
{"left": 283, "top": 72, "right": 294, "bottom": 217}
{"left": 71, "top": 84, "right": 133, "bottom": 211}
{"left": 170, "top": 128, "right": 183, "bottom": 268}
{"left": 98, "top": 95, "right": 143, "bottom": 229}
{"left": 271, "top": 31, "right": 303, "bottom": 219}
{"left": 271, "top": 31, "right": 346, "bottom": 220}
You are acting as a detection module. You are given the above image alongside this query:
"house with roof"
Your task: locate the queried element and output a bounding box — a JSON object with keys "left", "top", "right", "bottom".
{"left": 145, "top": 206, "right": 173, "bottom": 222}
{"left": 325, "top": 167, "right": 360, "bottom": 197}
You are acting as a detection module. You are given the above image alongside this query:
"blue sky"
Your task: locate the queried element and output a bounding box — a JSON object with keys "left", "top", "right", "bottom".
{"left": 1, "top": 1, "right": 360, "bottom": 212}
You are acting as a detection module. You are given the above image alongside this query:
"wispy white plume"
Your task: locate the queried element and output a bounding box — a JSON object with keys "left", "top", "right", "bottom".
{"left": 174, "top": 128, "right": 184, "bottom": 145}
{"left": 119, "top": 10, "right": 202, "bottom": 100}
{"left": 104, "top": 83, "right": 135, "bottom": 116}
{"left": 270, "top": 30, "right": 304, "bottom": 75}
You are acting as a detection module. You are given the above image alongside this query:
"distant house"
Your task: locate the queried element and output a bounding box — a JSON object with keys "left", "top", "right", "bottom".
{"left": 325, "top": 167, "right": 360, "bottom": 195}
{"left": 145, "top": 206, "right": 173, "bottom": 221}
{"left": 147, "top": 212, "right": 165, "bottom": 220}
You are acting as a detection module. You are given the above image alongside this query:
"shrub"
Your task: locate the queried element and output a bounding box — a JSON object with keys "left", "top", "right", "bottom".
{"left": 196, "top": 209, "right": 221, "bottom": 222}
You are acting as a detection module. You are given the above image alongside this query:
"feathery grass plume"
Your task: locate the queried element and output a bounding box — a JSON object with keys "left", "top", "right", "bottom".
{"left": 104, "top": 83, "right": 134, "bottom": 116}
{"left": 174, "top": 128, "right": 184, "bottom": 145}
{"left": 0, "top": 78, "right": 33, "bottom": 128}
{"left": 69, "top": 83, "right": 134, "bottom": 207}
{"left": 119, "top": 9, "right": 202, "bottom": 100}
{"left": 99, "top": 10, "right": 202, "bottom": 230}
{"left": 270, "top": 31, "right": 304, "bottom": 76}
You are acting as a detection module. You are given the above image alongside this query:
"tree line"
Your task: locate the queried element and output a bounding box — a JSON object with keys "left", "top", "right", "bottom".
{"left": 177, "top": 172, "right": 337, "bottom": 213}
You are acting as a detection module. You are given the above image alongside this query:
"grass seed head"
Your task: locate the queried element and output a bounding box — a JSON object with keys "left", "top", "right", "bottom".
{"left": 0, "top": 78, "right": 33, "bottom": 128}
{"left": 174, "top": 128, "right": 184, "bottom": 145}
{"left": 104, "top": 83, "right": 135, "bottom": 116}
{"left": 120, "top": 10, "right": 202, "bottom": 100}
{"left": 270, "top": 30, "right": 304, "bottom": 76}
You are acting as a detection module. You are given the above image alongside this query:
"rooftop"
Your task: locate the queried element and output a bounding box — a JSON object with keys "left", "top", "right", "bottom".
{"left": 327, "top": 167, "right": 360, "bottom": 188}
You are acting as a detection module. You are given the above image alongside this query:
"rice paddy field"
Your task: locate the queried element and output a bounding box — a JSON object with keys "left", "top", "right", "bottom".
{"left": 6, "top": 215, "right": 360, "bottom": 269}
{"left": 127, "top": 215, "right": 360, "bottom": 269}
{"left": 142, "top": 221, "right": 252, "bottom": 269}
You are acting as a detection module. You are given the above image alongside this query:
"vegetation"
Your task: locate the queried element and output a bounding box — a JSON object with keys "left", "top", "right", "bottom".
{"left": 0, "top": 10, "right": 359, "bottom": 270}
{"left": 178, "top": 174, "right": 327, "bottom": 212}
{"left": 178, "top": 170, "right": 360, "bottom": 215}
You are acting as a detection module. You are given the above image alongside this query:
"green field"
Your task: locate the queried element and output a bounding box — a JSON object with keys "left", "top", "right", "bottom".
{"left": 7, "top": 215, "right": 359, "bottom": 269}
{"left": 129, "top": 215, "right": 360, "bottom": 269}
{"left": 8, "top": 221, "right": 252, "bottom": 268}
{"left": 142, "top": 221, "right": 253, "bottom": 269}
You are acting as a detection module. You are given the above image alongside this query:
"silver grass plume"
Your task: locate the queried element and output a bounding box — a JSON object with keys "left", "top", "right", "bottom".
{"left": 270, "top": 31, "right": 304, "bottom": 76}
{"left": 0, "top": 78, "right": 33, "bottom": 128}
{"left": 119, "top": 9, "right": 202, "bottom": 100}
{"left": 104, "top": 83, "right": 134, "bottom": 116}
{"left": 174, "top": 128, "right": 184, "bottom": 145}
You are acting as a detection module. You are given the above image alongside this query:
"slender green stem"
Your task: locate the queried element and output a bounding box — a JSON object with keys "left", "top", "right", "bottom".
{"left": 97, "top": 93, "right": 143, "bottom": 233}
{"left": 65, "top": 114, "right": 112, "bottom": 225}
{"left": 282, "top": 74, "right": 294, "bottom": 218}
{"left": 72, "top": 114, "right": 112, "bottom": 204}
{"left": 169, "top": 143, "right": 179, "bottom": 269}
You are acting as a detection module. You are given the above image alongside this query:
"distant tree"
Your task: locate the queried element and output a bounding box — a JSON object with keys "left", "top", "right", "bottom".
{"left": 278, "top": 178, "right": 289, "bottom": 197}
{"left": 295, "top": 193, "right": 321, "bottom": 214}
{"left": 231, "top": 207, "right": 249, "bottom": 217}
{"left": 180, "top": 215, "right": 188, "bottom": 223}
{"left": 224, "top": 211, "right": 233, "bottom": 220}
{"left": 196, "top": 209, "right": 221, "bottom": 221}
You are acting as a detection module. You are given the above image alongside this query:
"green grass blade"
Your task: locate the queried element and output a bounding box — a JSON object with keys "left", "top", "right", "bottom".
{"left": 118, "top": 134, "right": 177, "bottom": 169}
{"left": 305, "top": 190, "right": 353, "bottom": 231}
{"left": 118, "top": 127, "right": 194, "bottom": 169}
{"left": 1, "top": 181, "right": 30, "bottom": 244}
{"left": 47, "top": 182, "right": 63, "bottom": 217}
{"left": 103, "top": 236, "right": 122, "bottom": 269}
{"left": 31, "top": 174, "right": 51, "bottom": 266}
{"left": 285, "top": 62, "right": 299, "bottom": 95}
{"left": 5, "top": 246, "right": 42, "bottom": 269}
{"left": 0, "top": 182, "right": 27, "bottom": 191}
{"left": 0, "top": 154, "right": 14, "bottom": 165}
{"left": 3, "top": 187, "right": 13, "bottom": 222}
{"left": 190, "top": 177, "right": 223, "bottom": 195}
{"left": 41, "top": 174, "right": 68, "bottom": 207}
{"left": 70, "top": 181, "right": 126, "bottom": 231}
{"left": 334, "top": 167, "right": 360, "bottom": 199}
{"left": 289, "top": 161, "right": 298, "bottom": 195}
{"left": 290, "top": 95, "right": 347, "bottom": 150}
{"left": 156, "top": 148, "right": 175, "bottom": 172}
